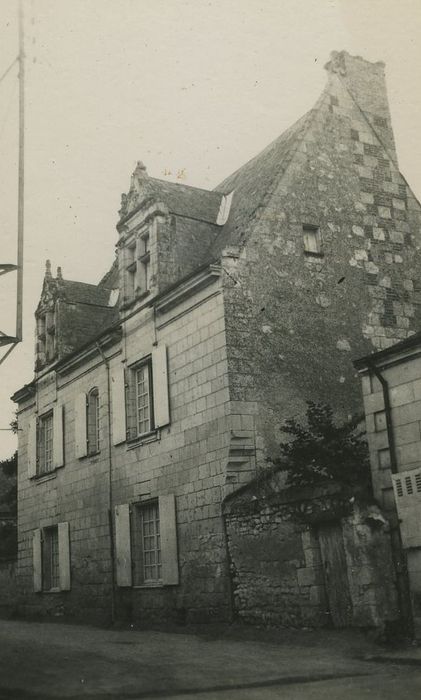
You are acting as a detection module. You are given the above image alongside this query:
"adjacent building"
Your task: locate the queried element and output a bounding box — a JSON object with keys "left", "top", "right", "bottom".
{"left": 12, "top": 51, "right": 421, "bottom": 626}
{"left": 355, "top": 333, "right": 421, "bottom": 635}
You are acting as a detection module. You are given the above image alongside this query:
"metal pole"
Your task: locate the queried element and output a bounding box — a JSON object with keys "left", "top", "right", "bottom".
{"left": 16, "top": 0, "right": 25, "bottom": 342}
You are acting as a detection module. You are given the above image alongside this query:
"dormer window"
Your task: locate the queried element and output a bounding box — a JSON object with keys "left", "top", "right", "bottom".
{"left": 36, "top": 308, "right": 56, "bottom": 367}
{"left": 126, "top": 242, "right": 137, "bottom": 297}
{"left": 124, "top": 231, "right": 151, "bottom": 303}
{"left": 137, "top": 233, "right": 150, "bottom": 293}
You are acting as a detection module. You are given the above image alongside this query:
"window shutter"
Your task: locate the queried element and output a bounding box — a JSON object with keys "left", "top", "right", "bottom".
{"left": 152, "top": 345, "right": 170, "bottom": 428}
{"left": 53, "top": 404, "right": 64, "bottom": 468}
{"left": 33, "top": 529, "right": 42, "bottom": 593}
{"left": 115, "top": 504, "right": 132, "bottom": 586}
{"left": 159, "top": 494, "right": 179, "bottom": 585}
{"left": 27, "top": 416, "right": 37, "bottom": 478}
{"left": 75, "top": 393, "right": 88, "bottom": 458}
{"left": 111, "top": 367, "right": 127, "bottom": 445}
{"left": 58, "top": 521, "right": 71, "bottom": 591}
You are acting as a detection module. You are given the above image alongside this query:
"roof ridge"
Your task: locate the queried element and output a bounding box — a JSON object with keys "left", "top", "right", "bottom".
{"left": 150, "top": 176, "right": 223, "bottom": 196}
{"left": 214, "top": 109, "right": 313, "bottom": 193}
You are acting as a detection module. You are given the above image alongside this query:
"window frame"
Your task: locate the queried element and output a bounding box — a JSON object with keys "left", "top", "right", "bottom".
{"left": 87, "top": 387, "right": 100, "bottom": 456}
{"left": 131, "top": 499, "right": 162, "bottom": 586}
{"left": 42, "top": 526, "right": 60, "bottom": 592}
{"left": 127, "top": 357, "right": 155, "bottom": 441}
{"left": 37, "top": 411, "right": 54, "bottom": 475}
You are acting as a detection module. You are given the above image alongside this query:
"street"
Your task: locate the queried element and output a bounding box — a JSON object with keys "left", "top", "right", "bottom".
{"left": 0, "top": 619, "right": 420, "bottom": 699}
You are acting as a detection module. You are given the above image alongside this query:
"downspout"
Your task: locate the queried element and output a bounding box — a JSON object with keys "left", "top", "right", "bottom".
{"left": 96, "top": 342, "right": 116, "bottom": 624}
{"left": 367, "top": 360, "right": 413, "bottom": 638}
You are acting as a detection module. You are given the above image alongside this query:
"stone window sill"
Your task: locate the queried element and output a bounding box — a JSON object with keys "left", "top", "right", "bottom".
{"left": 126, "top": 429, "right": 160, "bottom": 451}
{"left": 32, "top": 466, "right": 63, "bottom": 484}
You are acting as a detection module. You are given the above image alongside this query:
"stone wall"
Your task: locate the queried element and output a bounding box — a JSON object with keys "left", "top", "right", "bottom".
{"left": 224, "top": 479, "right": 398, "bottom": 629}
{"left": 15, "top": 275, "right": 236, "bottom": 624}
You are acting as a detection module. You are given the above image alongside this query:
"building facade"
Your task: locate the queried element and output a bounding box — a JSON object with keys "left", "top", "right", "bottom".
{"left": 13, "top": 51, "right": 421, "bottom": 625}
{"left": 355, "top": 333, "right": 421, "bottom": 636}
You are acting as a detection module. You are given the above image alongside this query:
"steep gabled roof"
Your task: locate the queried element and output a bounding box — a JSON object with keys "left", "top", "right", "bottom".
{"left": 206, "top": 111, "right": 313, "bottom": 258}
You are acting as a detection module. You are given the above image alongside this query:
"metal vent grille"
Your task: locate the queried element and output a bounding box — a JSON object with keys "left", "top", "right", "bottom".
{"left": 405, "top": 476, "right": 414, "bottom": 495}
{"left": 395, "top": 478, "right": 403, "bottom": 497}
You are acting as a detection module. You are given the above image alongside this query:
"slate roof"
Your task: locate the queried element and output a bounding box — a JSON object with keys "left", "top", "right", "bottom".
{"left": 146, "top": 178, "right": 223, "bottom": 224}
{"left": 207, "top": 111, "right": 312, "bottom": 258}
{"left": 60, "top": 279, "right": 114, "bottom": 307}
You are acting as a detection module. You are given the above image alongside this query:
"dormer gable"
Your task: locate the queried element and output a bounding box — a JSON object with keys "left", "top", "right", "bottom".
{"left": 116, "top": 162, "right": 232, "bottom": 307}
{"left": 35, "top": 261, "right": 119, "bottom": 372}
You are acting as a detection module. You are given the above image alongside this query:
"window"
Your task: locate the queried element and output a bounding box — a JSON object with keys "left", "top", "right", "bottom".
{"left": 38, "top": 412, "right": 53, "bottom": 474}
{"left": 28, "top": 406, "right": 64, "bottom": 478}
{"left": 42, "top": 526, "right": 60, "bottom": 591}
{"left": 36, "top": 310, "right": 56, "bottom": 365}
{"left": 137, "top": 233, "right": 150, "bottom": 293}
{"left": 124, "top": 232, "right": 151, "bottom": 302}
{"left": 111, "top": 345, "right": 170, "bottom": 446}
{"left": 126, "top": 242, "right": 137, "bottom": 298}
{"left": 33, "top": 522, "right": 71, "bottom": 593}
{"left": 135, "top": 363, "right": 153, "bottom": 436}
{"left": 87, "top": 388, "right": 100, "bottom": 455}
{"left": 132, "top": 501, "right": 162, "bottom": 585}
{"left": 114, "top": 495, "right": 178, "bottom": 588}
{"left": 303, "top": 225, "right": 323, "bottom": 256}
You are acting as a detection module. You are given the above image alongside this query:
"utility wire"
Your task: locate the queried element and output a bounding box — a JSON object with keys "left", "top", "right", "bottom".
{"left": 0, "top": 57, "right": 18, "bottom": 88}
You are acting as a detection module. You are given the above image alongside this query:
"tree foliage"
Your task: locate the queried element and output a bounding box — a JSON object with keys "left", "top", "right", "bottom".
{"left": 274, "top": 402, "right": 371, "bottom": 492}
{"left": 0, "top": 452, "right": 17, "bottom": 559}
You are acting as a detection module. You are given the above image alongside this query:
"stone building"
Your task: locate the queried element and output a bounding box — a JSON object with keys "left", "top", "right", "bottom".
{"left": 12, "top": 51, "right": 421, "bottom": 625}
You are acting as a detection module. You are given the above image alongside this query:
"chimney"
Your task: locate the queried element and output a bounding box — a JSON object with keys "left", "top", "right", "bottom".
{"left": 325, "top": 51, "right": 397, "bottom": 164}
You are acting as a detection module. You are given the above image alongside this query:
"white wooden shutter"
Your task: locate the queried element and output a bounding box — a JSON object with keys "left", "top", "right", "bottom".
{"left": 53, "top": 404, "right": 64, "bottom": 468}
{"left": 111, "top": 367, "right": 127, "bottom": 445}
{"left": 75, "top": 393, "right": 88, "bottom": 458}
{"left": 33, "top": 529, "right": 42, "bottom": 593}
{"left": 159, "top": 494, "right": 179, "bottom": 585}
{"left": 115, "top": 504, "right": 132, "bottom": 586}
{"left": 152, "top": 345, "right": 170, "bottom": 428}
{"left": 58, "top": 521, "right": 71, "bottom": 591}
{"left": 27, "top": 416, "right": 37, "bottom": 478}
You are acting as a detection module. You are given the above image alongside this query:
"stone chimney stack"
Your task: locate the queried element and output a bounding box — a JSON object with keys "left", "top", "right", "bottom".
{"left": 325, "top": 50, "right": 397, "bottom": 164}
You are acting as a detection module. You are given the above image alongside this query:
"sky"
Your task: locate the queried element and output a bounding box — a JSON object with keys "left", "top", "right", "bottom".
{"left": 0, "top": 0, "right": 420, "bottom": 459}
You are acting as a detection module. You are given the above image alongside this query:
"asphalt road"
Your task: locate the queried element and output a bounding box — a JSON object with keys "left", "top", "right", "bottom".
{"left": 0, "top": 619, "right": 419, "bottom": 699}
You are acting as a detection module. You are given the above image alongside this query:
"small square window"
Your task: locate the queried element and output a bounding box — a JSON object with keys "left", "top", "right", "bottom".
{"left": 303, "top": 226, "right": 323, "bottom": 256}
{"left": 132, "top": 501, "right": 162, "bottom": 585}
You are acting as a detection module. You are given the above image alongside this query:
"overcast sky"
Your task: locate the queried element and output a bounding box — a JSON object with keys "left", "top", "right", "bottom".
{"left": 0, "top": 0, "right": 420, "bottom": 459}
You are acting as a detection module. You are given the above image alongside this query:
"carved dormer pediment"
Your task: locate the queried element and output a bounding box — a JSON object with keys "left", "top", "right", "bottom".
{"left": 119, "top": 161, "right": 154, "bottom": 220}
